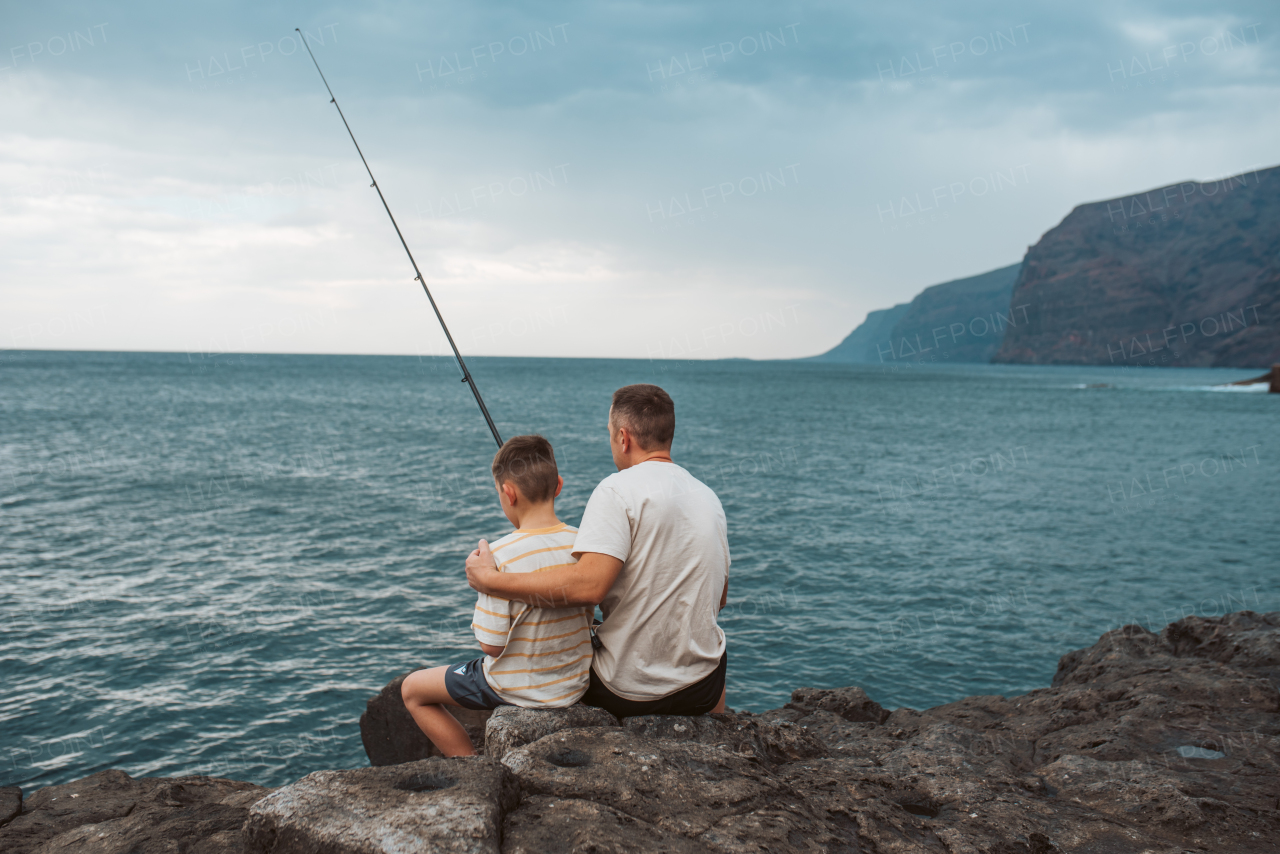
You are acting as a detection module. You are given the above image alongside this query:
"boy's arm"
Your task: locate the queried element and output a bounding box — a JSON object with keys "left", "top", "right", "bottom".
{"left": 466, "top": 540, "right": 622, "bottom": 607}
{"left": 471, "top": 589, "right": 511, "bottom": 654}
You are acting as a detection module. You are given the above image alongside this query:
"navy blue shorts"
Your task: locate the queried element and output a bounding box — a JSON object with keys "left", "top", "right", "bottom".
{"left": 443, "top": 657, "right": 508, "bottom": 711}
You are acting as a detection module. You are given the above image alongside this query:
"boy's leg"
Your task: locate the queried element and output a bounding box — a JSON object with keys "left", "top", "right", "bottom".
{"left": 401, "top": 666, "right": 476, "bottom": 757}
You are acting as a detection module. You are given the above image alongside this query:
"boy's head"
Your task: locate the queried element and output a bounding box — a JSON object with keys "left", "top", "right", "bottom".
{"left": 491, "top": 434, "right": 562, "bottom": 524}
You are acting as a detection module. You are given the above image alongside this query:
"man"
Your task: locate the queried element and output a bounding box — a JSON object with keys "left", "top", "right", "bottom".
{"left": 464, "top": 383, "right": 729, "bottom": 716}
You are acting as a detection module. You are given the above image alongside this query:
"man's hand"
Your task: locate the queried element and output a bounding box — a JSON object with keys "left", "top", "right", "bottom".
{"left": 465, "top": 545, "right": 623, "bottom": 608}
{"left": 465, "top": 539, "right": 500, "bottom": 596}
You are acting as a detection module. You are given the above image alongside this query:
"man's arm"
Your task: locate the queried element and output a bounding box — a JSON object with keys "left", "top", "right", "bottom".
{"left": 466, "top": 540, "right": 622, "bottom": 608}
{"left": 720, "top": 577, "right": 728, "bottom": 611}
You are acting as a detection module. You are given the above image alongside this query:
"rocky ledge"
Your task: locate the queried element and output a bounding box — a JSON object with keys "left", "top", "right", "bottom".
{"left": 3, "top": 611, "right": 1277, "bottom": 853}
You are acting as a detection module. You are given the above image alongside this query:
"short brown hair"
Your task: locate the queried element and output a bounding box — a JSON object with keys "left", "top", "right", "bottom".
{"left": 491, "top": 435, "right": 559, "bottom": 503}
{"left": 610, "top": 384, "right": 675, "bottom": 450}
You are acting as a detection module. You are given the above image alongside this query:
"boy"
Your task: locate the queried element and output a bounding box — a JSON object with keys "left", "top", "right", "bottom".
{"left": 401, "top": 435, "right": 593, "bottom": 756}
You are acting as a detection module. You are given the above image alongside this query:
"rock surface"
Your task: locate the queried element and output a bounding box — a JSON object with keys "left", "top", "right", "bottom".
{"left": 484, "top": 704, "right": 619, "bottom": 762}
{"left": 785, "top": 685, "right": 892, "bottom": 724}
{"left": 1, "top": 786, "right": 20, "bottom": 826}
{"left": 501, "top": 795, "right": 715, "bottom": 854}
{"left": 503, "top": 726, "right": 856, "bottom": 852}
{"left": 4, "top": 611, "right": 1278, "bottom": 853}
{"left": 244, "top": 757, "right": 517, "bottom": 854}
{"left": 361, "top": 668, "right": 493, "bottom": 763}
{"left": 0, "top": 769, "right": 266, "bottom": 854}
{"left": 995, "top": 165, "right": 1280, "bottom": 367}
{"left": 622, "top": 711, "right": 829, "bottom": 765}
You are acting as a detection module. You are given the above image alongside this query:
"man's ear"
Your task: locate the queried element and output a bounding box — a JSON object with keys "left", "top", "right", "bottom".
{"left": 502, "top": 482, "right": 519, "bottom": 505}
{"left": 554, "top": 475, "right": 564, "bottom": 498}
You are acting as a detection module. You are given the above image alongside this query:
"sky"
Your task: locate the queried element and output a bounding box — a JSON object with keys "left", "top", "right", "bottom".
{"left": 2, "top": 1, "right": 1277, "bottom": 360}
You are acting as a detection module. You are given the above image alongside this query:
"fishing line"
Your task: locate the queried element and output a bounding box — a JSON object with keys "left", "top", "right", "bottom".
{"left": 297, "top": 28, "right": 504, "bottom": 448}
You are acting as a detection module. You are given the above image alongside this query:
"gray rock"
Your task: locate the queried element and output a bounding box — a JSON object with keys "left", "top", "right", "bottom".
{"left": 501, "top": 796, "right": 715, "bottom": 854}
{"left": 502, "top": 728, "right": 785, "bottom": 836}
{"left": 244, "top": 756, "right": 516, "bottom": 854}
{"left": 0, "top": 786, "right": 19, "bottom": 827}
{"left": 484, "top": 704, "right": 619, "bottom": 761}
{"left": 14, "top": 610, "right": 1280, "bottom": 854}
{"left": 0, "top": 770, "right": 266, "bottom": 854}
{"left": 37, "top": 801, "right": 257, "bottom": 854}
{"left": 502, "top": 728, "right": 861, "bottom": 849}
{"left": 621, "top": 713, "right": 828, "bottom": 765}
{"left": 778, "top": 708, "right": 888, "bottom": 763}
{"left": 769, "top": 611, "right": 1280, "bottom": 853}
{"left": 785, "top": 685, "right": 891, "bottom": 724}
{"left": 360, "top": 669, "right": 492, "bottom": 764}
{"left": 1161, "top": 610, "right": 1280, "bottom": 687}
{"left": 696, "top": 803, "right": 863, "bottom": 854}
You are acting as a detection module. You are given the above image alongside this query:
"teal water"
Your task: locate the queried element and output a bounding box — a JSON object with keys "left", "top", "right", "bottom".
{"left": 2, "top": 351, "right": 1275, "bottom": 789}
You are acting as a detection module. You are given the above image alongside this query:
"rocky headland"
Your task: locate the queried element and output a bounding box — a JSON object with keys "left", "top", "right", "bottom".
{"left": 994, "top": 166, "right": 1280, "bottom": 367}
{"left": 812, "top": 163, "right": 1279, "bottom": 369}
{"left": 3, "top": 610, "right": 1278, "bottom": 853}
{"left": 806, "top": 264, "right": 1021, "bottom": 366}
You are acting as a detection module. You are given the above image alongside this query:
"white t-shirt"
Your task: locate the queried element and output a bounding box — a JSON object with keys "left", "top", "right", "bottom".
{"left": 572, "top": 460, "right": 729, "bottom": 701}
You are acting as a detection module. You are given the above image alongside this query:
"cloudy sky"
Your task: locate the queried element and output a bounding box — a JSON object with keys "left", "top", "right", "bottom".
{"left": 2, "top": 1, "right": 1276, "bottom": 359}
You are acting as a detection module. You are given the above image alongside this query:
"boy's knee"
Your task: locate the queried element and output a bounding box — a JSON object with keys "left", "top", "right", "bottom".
{"left": 400, "top": 672, "right": 420, "bottom": 705}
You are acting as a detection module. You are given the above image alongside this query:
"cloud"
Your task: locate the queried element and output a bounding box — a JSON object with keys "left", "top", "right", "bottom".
{"left": 2, "top": 0, "right": 1277, "bottom": 358}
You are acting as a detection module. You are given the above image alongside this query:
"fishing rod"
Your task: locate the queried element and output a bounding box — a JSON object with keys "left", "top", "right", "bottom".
{"left": 296, "top": 28, "right": 504, "bottom": 448}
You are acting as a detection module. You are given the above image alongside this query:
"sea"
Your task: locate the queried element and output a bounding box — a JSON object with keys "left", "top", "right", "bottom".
{"left": 2, "top": 350, "right": 1275, "bottom": 790}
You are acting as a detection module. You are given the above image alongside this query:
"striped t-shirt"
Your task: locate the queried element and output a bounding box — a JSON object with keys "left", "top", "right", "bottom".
{"left": 471, "top": 523, "right": 592, "bottom": 707}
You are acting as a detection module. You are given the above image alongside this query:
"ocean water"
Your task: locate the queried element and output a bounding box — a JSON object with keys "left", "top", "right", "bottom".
{"left": 2, "top": 350, "right": 1276, "bottom": 790}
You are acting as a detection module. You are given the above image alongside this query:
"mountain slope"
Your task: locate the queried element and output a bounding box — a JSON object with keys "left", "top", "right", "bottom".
{"left": 881, "top": 263, "right": 1022, "bottom": 364}
{"left": 806, "top": 302, "right": 910, "bottom": 363}
{"left": 807, "top": 264, "right": 1019, "bottom": 364}
{"left": 994, "top": 166, "right": 1280, "bottom": 367}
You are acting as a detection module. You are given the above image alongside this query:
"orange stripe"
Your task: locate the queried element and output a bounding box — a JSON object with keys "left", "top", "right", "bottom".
{"left": 490, "top": 532, "right": 541, "bottom": 553}
{"left": 495, "top": 639, "right": 592, "bottom": 658}
{"left": 490, "top": 669, "right": 591, "bottom": 693}
{"left": 497, "top": 544, "right": 573, "bottom": 570}
{"left": 512, "top": 523, "right": 571, "bottom": 535}
{"left": 471, "top": 623, "right": 508, "bottom": 637}
{"left": 491, "top": 526, "right": 577, "bottom": 554}
{"left": 518, "top": 613, "right": 589, "bottom": 627}
{"left": 504, "top": 626, "right": 590, "bottom": 643}
{"left": 490, "top": 653, "right": 593, "bottom": 677}
{"left": 474, "top": 604, "right": 507, "bottom": 618}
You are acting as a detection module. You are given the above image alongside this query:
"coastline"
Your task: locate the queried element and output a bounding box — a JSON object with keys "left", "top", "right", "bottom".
{"left": 4, "top": 610, "right": 1277, "bottom": 853}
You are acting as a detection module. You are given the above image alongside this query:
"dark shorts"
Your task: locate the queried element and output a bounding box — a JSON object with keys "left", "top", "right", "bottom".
{"left": 443, "top": 658, "right": 508, "bottom": 711}
{"left": 581, "top": 651, "right": 727, "bottom": 719}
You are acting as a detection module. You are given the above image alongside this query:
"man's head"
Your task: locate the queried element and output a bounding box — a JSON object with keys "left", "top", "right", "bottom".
{"left": 491, "top": 435, "right": 562, "bottom": 524}
{"left": 608, "top": 384, "right": 675, "bottom": 469}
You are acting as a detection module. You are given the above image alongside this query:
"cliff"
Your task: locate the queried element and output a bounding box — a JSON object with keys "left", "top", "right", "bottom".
{"left": 808, "top": 264, "right": 1021, "bottom": 364}
{"left": 807, "top": 302, "right": 911, "bottom": 363}
{"left": 4, "top": 611, "right": 1278, "bottom": 853}
{"left": 994, "top": 165, "right": 1280, "bottom": 367}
